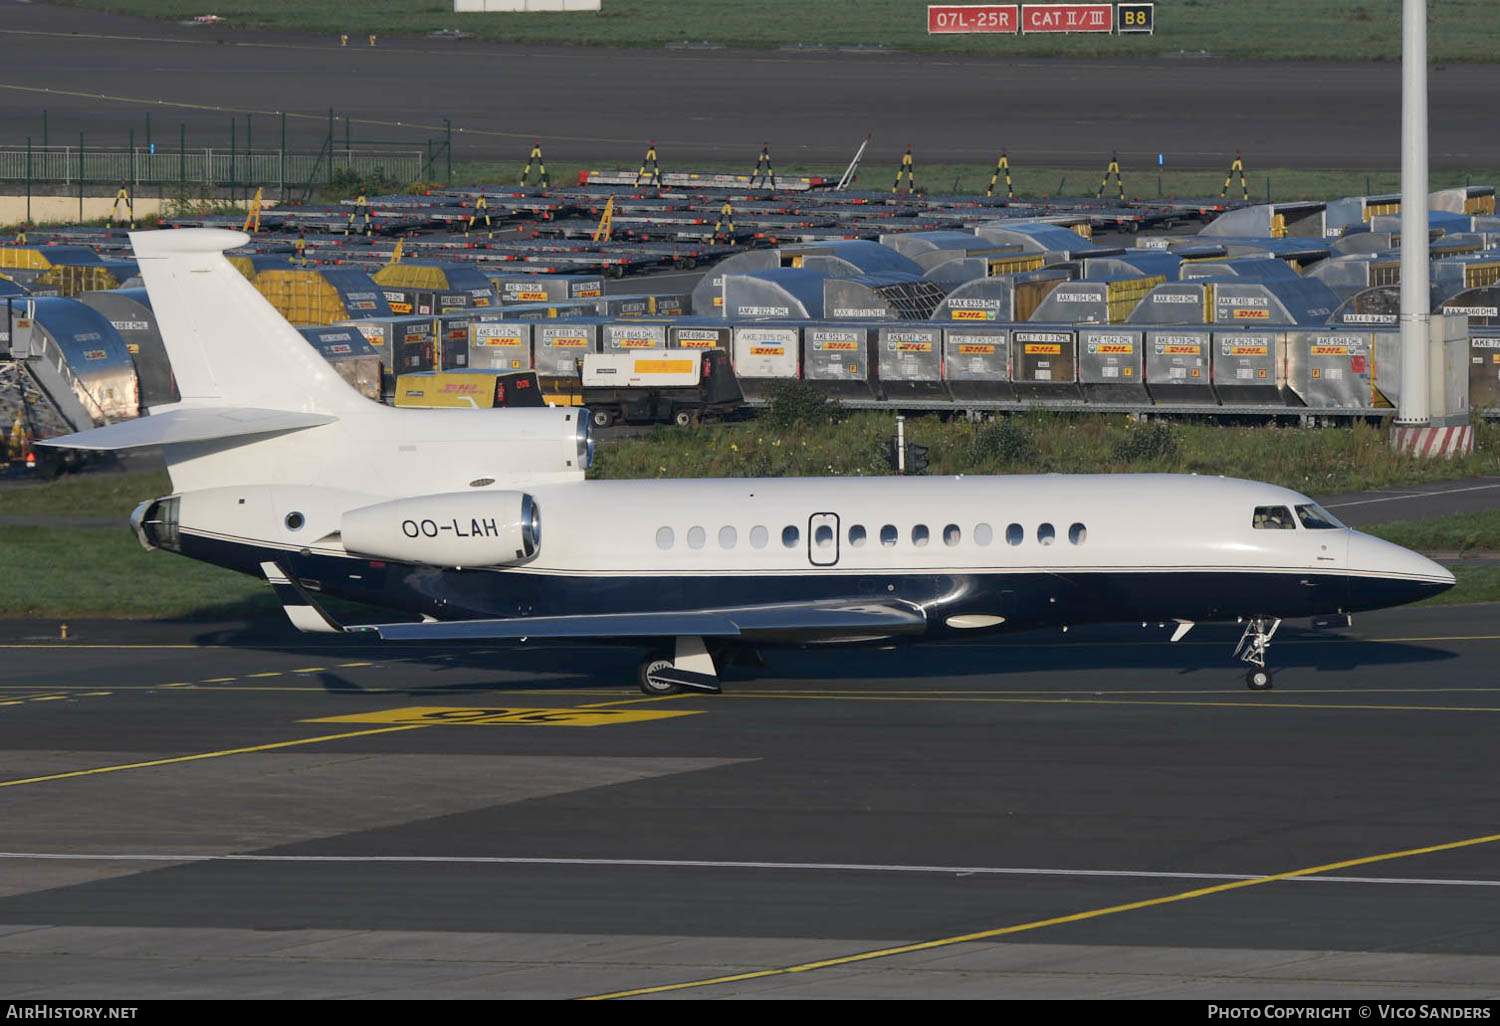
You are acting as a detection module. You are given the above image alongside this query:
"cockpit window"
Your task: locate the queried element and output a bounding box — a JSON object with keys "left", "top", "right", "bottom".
{"left": 1296, "top": 503, "right": 1344, "bottom": 530}
{"left": 1252, "top": 505, "right": 1296, "bottom": 530}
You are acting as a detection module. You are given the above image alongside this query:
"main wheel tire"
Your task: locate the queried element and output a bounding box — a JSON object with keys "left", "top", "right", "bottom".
{"left": 672, "top": 410, "right": 694, "bottom": 428}
{"left": 592, "top": 409, "right": 615, "bottom": 429}
{"left": 639, "top": 656, "right": 683, "bottom": 696}
{"left": 1245, "top": 668, "right": 1274, "bottom": 691}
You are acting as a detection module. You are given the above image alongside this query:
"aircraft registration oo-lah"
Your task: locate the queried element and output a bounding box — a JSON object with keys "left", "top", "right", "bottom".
{"left": 45, "top": 229, "right": 1454, "bottom": 695}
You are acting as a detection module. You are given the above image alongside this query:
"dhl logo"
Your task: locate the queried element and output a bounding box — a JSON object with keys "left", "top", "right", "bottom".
{"left": 635, "top": 360, "right": 694, "bottom": 374}
{"left": 550, "top": 338, "right": 589, "bottom": 347}
{"left": 390, "top": 302, "right": 413, "bottom": 314}
{"left": 478, "top": 336, "right": 523, "bottom": 346}
{"left": 1230, "top": 345, "right": 1268, "bottom": 355}
{"left": 750, "top": 346, "right": 785, "bottom": 356}
{"left": 1024, "top": 343, "right": 1062, "bottom": 354}
{"left": 472, "top": 299, "right": 491, "bottom": 307}
{"left": 576, "top": 288, "right": 602, "bottom": 298}
{"left": 1310, "top": 345, "right": 1349, "bottom": 355}
{"left": 950, "top": 309, "right": 992, "bottom": 321}
{"left": 1162, "top": 345, "right": 1199, "bottom": 354}
{"left": 618, "top": 339, "right": 656, "bottom": 348}
{"left": 1096, "top": 344, "right": 1133, "bottom": 354}
{"left": 896, "top": 342, "right": 933, "bottom": 352}
{"left": 402, "top": 333, "right": 426, "bottom": 343}
{"left": 514, "top": 291, "right": 548, "bottom": 301}
{"left": 679, "top": 339, "right": 718, "bottom": 348}
{"left": 819, "top": 341, "right": 859, "bottom": 351}
{"left": 1233, "top": 309, "right": 1270, "bottom": 320}
{"left": 439, "top": 383, "right": 481, "bottom": 394}
{"left": 83, "top": 349, "right": 106, "bottom": 360}
{"left": 126, "top": 343, "right": 140, "bottom": 354}
{"left": 956, "top": 344, "right": 996, "bottom": 354}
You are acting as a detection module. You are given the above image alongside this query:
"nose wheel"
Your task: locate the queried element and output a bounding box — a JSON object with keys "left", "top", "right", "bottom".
{"left": 1234, "top": 617, "right": 1281, "bottom": 689}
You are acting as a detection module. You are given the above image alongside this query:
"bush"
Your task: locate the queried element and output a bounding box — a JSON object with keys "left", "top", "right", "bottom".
{"left": 1112, "top": 420, "right": 1180, "bottom": 463}
{"left": 969, "top": 417, "right": 1040, "bottom": 467}
{"left": 763, "top": 379, "right": 841, "bottom": 429}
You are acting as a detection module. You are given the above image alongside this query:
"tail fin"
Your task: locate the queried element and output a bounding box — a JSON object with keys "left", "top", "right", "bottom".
{"left": 129, "top": 228, "right": 366, "bottom": 415}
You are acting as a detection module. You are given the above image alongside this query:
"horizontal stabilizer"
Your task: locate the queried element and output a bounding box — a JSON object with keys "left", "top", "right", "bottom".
{"left": 360, "top": 601, "right": 927, "bottom": 643}
{"left": 40, "top": 406, "right": 337, "bottom": 451}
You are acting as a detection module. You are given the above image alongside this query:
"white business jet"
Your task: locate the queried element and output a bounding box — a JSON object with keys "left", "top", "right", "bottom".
{"left": 44, "top": 230, "right": 1453, "bottom": 694}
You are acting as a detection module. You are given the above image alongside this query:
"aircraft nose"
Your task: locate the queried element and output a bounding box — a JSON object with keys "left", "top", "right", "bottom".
{"left": 1345, "top": 531, "right": 1455, "bottom": 611}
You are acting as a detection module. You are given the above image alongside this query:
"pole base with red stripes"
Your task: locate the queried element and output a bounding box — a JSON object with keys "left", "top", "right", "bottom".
{"left": 1390, "top": 424, "right": 1474, "bottom": 458}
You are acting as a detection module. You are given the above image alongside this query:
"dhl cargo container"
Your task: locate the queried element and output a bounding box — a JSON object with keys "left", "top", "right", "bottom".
{"left": 468, "top": 321, "right": 533, "bottom": 372}
{"left": 1284, "top": 330, "right": 1378, "bottom": 410}
{"left": 802, "top": 323, "right": 877, "bottom": 400}
{"left": 1143, "top": 329, "right": 1214, "bottom": 405}
{"left": 296, "top": 325, "right": 382, "bottom": 401}
{"left": 1212, "top": 331, "right": 1290, "bottom": 405}
{"left": 942, "top": 326, "right": 1015, "bottom": 403}
{"left": 75, "top": 288, "right": 178, "bottom": 409}
{"left": 731, "top": 323, "right": 800, "bottom": 402}
{"left": 876, "top": 324, "right": 946, "bottom": 401}
{"left": 337, "top": 315, "right": 435, "bottom": 397}
{"left": 1078, "top": 327, "right": 1148, "bottom": 404}
{"left": 1011, "top": 328, "right": 1082, "bottom": 402}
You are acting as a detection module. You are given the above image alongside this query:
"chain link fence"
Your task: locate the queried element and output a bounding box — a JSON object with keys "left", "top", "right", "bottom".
{"left": 0, "top": 146, "right": 426, "bottom": 189}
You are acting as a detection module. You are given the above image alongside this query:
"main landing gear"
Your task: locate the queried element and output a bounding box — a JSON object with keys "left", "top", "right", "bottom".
{"left": 638, "top": 636, "right": 722, "bottom": 696}
{"left": 1234, "top": 616, "right": 1281, "bottom": 690}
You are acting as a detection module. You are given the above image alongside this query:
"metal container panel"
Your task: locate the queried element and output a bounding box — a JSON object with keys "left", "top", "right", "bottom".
{"left": 1011, "top": 328, "right": 1082, "bottom": 402}
{"left": 721, "top": 268, "right": 823, "bottom": 320}
{"left": 1028, "top": 281, "right": 1109, "bottom": 325}
{"left": 603, "top": 321, "right": 669, "bottom": 352}
{"left": 434, "top": 313, "right": 477, "bottom": 370}
{"left": 669, "top": 323, "right": 733, "bottom": 350}
{"left": 534, "top": 321, "right": 600, "bottom": 380}
{"left": 1285, "top": 330, "right": 1374, "bottom": 410}
{"left": 1144, "top": 329, "right": 1214, "bottom": 404}
{"left": 338, "top": 315, "right": 436, "bottom": 396}
{"left": 75, "top": 289, "right": 178, "bottom": 409}
{"left": 296, "top": 325, "right": 382, "bottom": 401}
{"left": 692, "top": 250, "right": 778, "bottom": 316}
{"left": 1078, "top": 327, "right": 1148, "bottom": 404}
{"left": 1470, "top": 334, "right": 1500, "bottom": 413}
{"left": 876, "top": 325, "right": 945, "bottom": 400}
{"left": 802, "top": 324, "right": 875, "bottom": 399}
{"left": 942, "top": 326, "right": 1014, "bottom": 402}
{"left": 469, "top": 321, "right": 534, "bottom": 372}
{"left": 1212, "top": 331, "right": 1289, "bottom": 405}
{"left": 1127, "top": 282, "right": 1212, "bottom": 325}
{"left": 731, "top": 324, "right": 800, "bottom": 401}
{"left": 319, "top": 267, "right": 393, "bottom": 320}
{"left": 29, "top": 296, "right": 139, "bottom": 425}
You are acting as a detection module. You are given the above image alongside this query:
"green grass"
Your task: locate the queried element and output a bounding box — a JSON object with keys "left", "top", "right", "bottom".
{"left": 1417, "top": 563, "right": 1500, "bottom": 606}
{"left": 1365, "top": 509, "right": 1500, "bottom": 554}
{"left": 0, "top": 466, "right": 170, "bottom": 517}
{"left": 53, "top": 1, "right": 1500, "bottom": 62}
{"left": 448, "top": 159, "right": 1500, "bottom": 202}
{"left": 0, "top": 525, "right": 274, "bottom": 617}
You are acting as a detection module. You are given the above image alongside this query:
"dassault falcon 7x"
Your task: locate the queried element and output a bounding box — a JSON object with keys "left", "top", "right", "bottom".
{"left": 44, "top": 229, "right": 1454, "bottom": 694}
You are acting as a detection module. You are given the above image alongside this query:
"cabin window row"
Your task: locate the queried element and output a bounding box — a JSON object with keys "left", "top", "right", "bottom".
{"left": 655, "top": 522, "right": 1088, "bottom": 550}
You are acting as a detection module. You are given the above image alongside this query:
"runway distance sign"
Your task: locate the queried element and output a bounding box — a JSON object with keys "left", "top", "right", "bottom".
{"left": 1021, "top": 4, "right": 1112, "bottom": 33}
{"left": 927, "top": 4, "right": 1019, "bottom": 34}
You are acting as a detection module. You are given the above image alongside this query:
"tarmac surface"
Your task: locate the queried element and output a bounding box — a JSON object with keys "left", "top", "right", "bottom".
{"left": 3, "top": 3, "right": 1500, "bottom": 169}
{"left": 2, "top": 595, "right": 1500, "bottom": 997}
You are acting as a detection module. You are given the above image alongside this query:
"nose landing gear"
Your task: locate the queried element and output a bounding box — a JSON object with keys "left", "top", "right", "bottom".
{"left": 1234, "top": 617, "right": 1281, "bottom": 690}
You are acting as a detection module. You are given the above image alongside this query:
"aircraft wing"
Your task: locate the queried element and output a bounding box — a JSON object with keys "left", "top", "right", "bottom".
{"left": 364, "top": 601, "right": 928, "bottom": 643}
{"left": 40, "top": 407, "right": 336, "bottom": 451}
{"left": 258, "top": 563, "right": 926, "bottom": 642}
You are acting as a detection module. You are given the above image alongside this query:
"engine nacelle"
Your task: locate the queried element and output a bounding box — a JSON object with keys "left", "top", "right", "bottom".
{"left": 341, "top": 491, "right": 539, "bottom": 567}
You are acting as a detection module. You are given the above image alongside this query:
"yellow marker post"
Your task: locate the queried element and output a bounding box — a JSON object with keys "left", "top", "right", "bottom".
{"left": 1097, "top": 151, "right": 1125, "bottom": 201}
{"left": 518, "top": 141, "right": 550, "bottom": 188}
{"left": 465, "top": 194, "right": 492, "bottom": 239}
{"left": 110, "top": 182, "right": 134, "bottom": 229}
{"left": 713, "top": 200, "right": 736, "bottom": 246}
{"left": 986, "top": 150, "right": 1014, "bottom": 200}
{"left": 749, "top": 143, "right": 776, "bottom": 192}
{"left": 891, "top": 145, "right": 919, "bottom": 196}
{"left": 1221, "top": 151, "right": 1249, "bottom": 202}
{"left": 339, "top": 33, "right": 348, "bottom": 46}
{"left": 635, "top": 141, "right": 662, "bottom": 189}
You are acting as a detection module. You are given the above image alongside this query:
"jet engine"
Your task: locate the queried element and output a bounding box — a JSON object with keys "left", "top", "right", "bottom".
{"left": 341, "top": 491, "right": 539, "bottom": 567}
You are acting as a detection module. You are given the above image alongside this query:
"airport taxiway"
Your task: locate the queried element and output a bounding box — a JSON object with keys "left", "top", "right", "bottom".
{"left": 1, "top": 602, "right": 1499, "bottom": 998}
